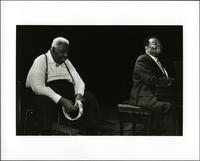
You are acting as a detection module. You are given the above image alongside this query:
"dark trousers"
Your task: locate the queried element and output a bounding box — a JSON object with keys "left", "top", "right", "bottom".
{"left": 135, "top": 95, "right": 177, "bottom": 135}
{"left": 31, "top": 80, "right": 100, "bottom": 135}
{"left": 150, "top": 107, "right": 176, "bottom": 135}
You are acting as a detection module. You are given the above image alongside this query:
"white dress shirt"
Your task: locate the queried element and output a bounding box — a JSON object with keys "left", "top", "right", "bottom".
{"left": 146, "top": 53, "right": 168, "bottom": 78}
{"left": 26, "top": 50, "right": 85, "bottom": 103}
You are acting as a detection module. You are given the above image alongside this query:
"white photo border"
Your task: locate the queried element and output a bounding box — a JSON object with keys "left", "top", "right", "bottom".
{"left": 1, "top": 1, "right": 199, "bottom": 160}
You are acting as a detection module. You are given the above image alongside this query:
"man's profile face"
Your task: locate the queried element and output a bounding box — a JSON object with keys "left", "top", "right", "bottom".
{"left": 53, "top": 43, "right": 69, "bottom": 64}
{"left": 146, "top": 38, "right": 162, "bottom": 57}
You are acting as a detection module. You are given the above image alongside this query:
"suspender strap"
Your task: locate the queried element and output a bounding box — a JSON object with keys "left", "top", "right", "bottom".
{"left": 44, "top": 54, "right": 74, "bottom": 84}
{"left": 64, "top": 62, "right": 75, "bottom": 84}
{"left": 44, "top": 54, "right": 48, "bottom": 85}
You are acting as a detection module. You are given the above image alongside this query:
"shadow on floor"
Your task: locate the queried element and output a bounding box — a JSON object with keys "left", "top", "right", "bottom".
{"left": 56, "top": 106, "right": 146, "bottom": 136}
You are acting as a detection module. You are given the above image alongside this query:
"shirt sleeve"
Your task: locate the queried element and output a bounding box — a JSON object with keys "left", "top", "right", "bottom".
{"left": 66, "top": 60, "right": 85, "bottom": 96}
{"left": 25, "top": 55, "right": 61, "bottom": 103}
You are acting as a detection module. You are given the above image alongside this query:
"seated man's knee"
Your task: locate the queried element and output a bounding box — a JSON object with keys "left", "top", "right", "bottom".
{"left": 83, "top": 91, "right": 99, "bottom": 106}
{"left": 153, "top": 102, "right": 172, "bottom": 115}
{"left": 162, "top": 102, "right": 172, "bottom": 114}
{"left": 82, "top": 91, "right": 100, "bottom": 119}
{"left": 84, "top": 91, "right": 96, "bottom": 100}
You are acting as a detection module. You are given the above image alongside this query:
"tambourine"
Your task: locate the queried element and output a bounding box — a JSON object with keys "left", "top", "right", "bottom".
{"left": 62, "top": 103, "right": 83, "bottom": 121}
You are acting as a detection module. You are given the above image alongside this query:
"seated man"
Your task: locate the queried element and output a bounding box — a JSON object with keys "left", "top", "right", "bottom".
{"left": 129, "top": 36, "right": 176, "bottom": 135}
{"left": 26, "top": 37, "right": 100, "bottom": 135}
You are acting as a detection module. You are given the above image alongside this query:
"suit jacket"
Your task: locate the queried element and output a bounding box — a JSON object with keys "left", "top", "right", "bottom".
{"left": 129, "top": 53, "right": 170, "bottom": 111}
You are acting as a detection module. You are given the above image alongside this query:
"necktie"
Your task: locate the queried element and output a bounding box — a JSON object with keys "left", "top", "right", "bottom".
{"left": 156, "top": 59, "right": 168, "bottom": 78}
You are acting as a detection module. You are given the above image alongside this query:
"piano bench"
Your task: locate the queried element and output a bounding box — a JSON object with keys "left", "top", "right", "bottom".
{"left": 117, "top": 103, "right": 151, "bottom": 135}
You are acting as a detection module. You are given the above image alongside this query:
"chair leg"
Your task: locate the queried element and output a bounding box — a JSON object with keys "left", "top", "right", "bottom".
{"left": 175, "top": 109, "right": 179, "bottom": 136}
{"left": 55, "top": 113, "right": 60, "bottom": 134}
{"left": 120, "top": 120, "right": 124, "bottom": 135}
{"left": 24, "top": 111, "right": 29, "bottom": 134}
{"left": 146, "top": 124, "right": 150, "bottom": 135}
{"left": 146, "top": 116, "right": 151, "bottom": 135}
{"left": 68, "top": 121, "right": 72, "bottom": 136}
{"left": 144, "top": 124, "right": 149, "bottom": 135}
{"left": 132, "top": 123, "right": 136, "bottom": 135}
{"left": 24, "top": 110, "right": 33, "bottom": 134}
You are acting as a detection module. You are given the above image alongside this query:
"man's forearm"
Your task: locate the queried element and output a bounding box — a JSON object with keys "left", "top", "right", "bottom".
{"left": 27, "top": 73, "right": 61, "bottom": 103}
{"left": 31, "top": 84, "right": 61, "bottom": 103}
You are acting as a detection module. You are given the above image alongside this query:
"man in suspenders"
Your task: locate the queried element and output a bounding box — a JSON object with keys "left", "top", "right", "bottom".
{"left": 26, "top": 37, "right": 100, "bottom": 135}
{"left": 129, "top": 36, "right": 176, "bottom": 135}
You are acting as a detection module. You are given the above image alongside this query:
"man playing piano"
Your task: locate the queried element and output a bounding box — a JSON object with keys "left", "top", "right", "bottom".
{"left": 129, "top": 36, "right": 176, "bottom": 135}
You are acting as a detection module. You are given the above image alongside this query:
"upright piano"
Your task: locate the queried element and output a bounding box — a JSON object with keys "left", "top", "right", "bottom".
{"left": 156, "top": 61, "right": 183, "bottom": 135}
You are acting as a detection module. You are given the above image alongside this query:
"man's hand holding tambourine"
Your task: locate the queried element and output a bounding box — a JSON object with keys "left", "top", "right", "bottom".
{"left": 58, "top": 97, "right": 75, "bottom": 112}
{"left": 59, "top": 97, "right": 83, "bottom": 121}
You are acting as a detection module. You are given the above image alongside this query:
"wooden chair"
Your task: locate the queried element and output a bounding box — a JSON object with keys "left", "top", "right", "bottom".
{"left": 23, "top": 109, "right": 66, "bottom": 135}
{"left": 23, "top": 106, "right": 75, "bottom": 135}
{"left": 117, "top": 101, "right": 151, "bottom": 135}
{"left": 17, "top": 81, "right": 72, "bottom": 135}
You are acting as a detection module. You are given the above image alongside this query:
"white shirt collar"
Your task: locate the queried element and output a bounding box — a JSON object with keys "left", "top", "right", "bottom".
{"left": 46, "top": 50, "right": 68, "bottom": 65}
{"left": 46, "top": 50, "right": 55, "bottom": 63}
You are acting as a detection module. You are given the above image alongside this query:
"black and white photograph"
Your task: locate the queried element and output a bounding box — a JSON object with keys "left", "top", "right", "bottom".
{"left": 16, "top": 25, "right": 183, "bottom": 136}
{"left": 1, "top": 1, "right": 199, "bottom": 160}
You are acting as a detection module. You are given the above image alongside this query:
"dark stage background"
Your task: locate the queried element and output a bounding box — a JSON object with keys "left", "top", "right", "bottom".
{"left": 16, "top": 25, "right": 183, "bottom": 108}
